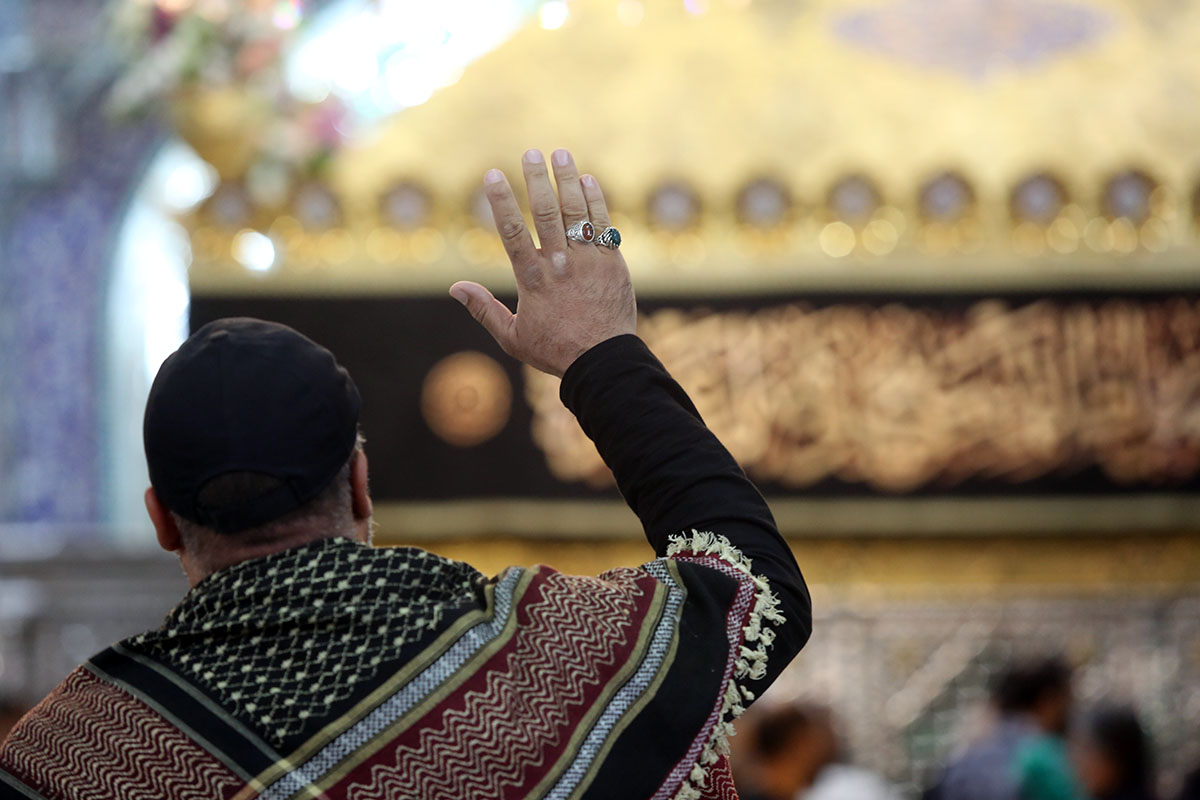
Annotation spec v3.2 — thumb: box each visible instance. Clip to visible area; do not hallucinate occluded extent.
[449,281,516,352]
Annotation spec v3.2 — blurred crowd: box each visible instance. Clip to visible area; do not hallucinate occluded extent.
[733,657,1200,800]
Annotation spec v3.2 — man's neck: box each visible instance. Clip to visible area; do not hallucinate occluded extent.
[183,528,365,587]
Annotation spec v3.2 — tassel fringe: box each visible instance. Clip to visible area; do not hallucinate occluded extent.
[665,530,786,800]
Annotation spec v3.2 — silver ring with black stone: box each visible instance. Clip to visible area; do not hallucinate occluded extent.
[595,226,622,249]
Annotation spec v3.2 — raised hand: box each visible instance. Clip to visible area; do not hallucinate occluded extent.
[449,149,636,377]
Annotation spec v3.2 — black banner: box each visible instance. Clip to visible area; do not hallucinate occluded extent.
[192,291,1200,505]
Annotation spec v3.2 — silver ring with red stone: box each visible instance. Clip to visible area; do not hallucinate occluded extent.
[566,220,596,243]
[595,226,622,249]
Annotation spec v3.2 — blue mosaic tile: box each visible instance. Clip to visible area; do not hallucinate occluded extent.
[0,96,161,531]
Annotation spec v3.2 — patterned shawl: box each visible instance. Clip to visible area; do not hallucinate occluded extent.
[0,533,784,800]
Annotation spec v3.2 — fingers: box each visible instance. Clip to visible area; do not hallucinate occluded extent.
[521,149,567,253]
[551,149,589,229]
[449,282,517,353]
[580,174,611,229]
[483,169,541,287]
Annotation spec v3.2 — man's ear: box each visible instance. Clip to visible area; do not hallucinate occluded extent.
[350,450,373,522]
[145,487,183,554]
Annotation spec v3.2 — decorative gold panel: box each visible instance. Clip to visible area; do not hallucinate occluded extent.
[526,299,1200,493]
[181,0,1200,294]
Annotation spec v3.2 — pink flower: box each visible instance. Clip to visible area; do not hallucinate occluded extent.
[236,38,282,77]
[152,6,178,41]
[304,97,348,148]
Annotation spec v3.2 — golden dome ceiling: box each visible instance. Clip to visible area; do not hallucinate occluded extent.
[184,0,1200,295]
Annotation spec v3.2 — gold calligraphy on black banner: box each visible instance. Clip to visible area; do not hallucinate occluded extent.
[527,299,1200,493]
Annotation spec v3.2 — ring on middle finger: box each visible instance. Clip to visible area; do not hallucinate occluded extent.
[565,220,596,243]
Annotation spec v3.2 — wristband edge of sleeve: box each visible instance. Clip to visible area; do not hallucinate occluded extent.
[559,334,654,412]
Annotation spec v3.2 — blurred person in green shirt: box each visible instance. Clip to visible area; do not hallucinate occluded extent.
[926,656,1084,800]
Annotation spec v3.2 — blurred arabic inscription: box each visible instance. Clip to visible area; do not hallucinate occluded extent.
[422,351,513,448]
[526,300,1200,493]
[832,0,1113,79]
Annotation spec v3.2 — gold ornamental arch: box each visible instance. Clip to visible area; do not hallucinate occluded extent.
[183,0,1200,296]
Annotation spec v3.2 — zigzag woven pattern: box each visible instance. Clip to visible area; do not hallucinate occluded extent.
[698,755,740,800]
[0,668,243,800]
[343,567,651,800]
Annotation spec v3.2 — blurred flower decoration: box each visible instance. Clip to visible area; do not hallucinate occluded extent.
[827,174,882,227]
[918,171,974,224]
[107,0,347,185]
[736,178,792,229]
[647,181,703,232]
[1102,169,1157,224]
[381,182,433,230]
[1011,172,1068,225]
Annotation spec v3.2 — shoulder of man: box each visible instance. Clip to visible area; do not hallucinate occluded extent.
[0,663,245,800]
[0,534,786,800]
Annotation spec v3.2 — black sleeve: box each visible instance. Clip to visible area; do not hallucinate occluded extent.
[559,334,812,687]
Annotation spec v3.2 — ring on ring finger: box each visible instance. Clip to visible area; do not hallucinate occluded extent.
[565,220,596,243]
[595,226,622,249]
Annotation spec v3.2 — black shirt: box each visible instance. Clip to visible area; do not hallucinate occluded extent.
[562,333,813,689]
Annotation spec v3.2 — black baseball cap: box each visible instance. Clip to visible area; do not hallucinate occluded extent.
[144,318,362,533]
